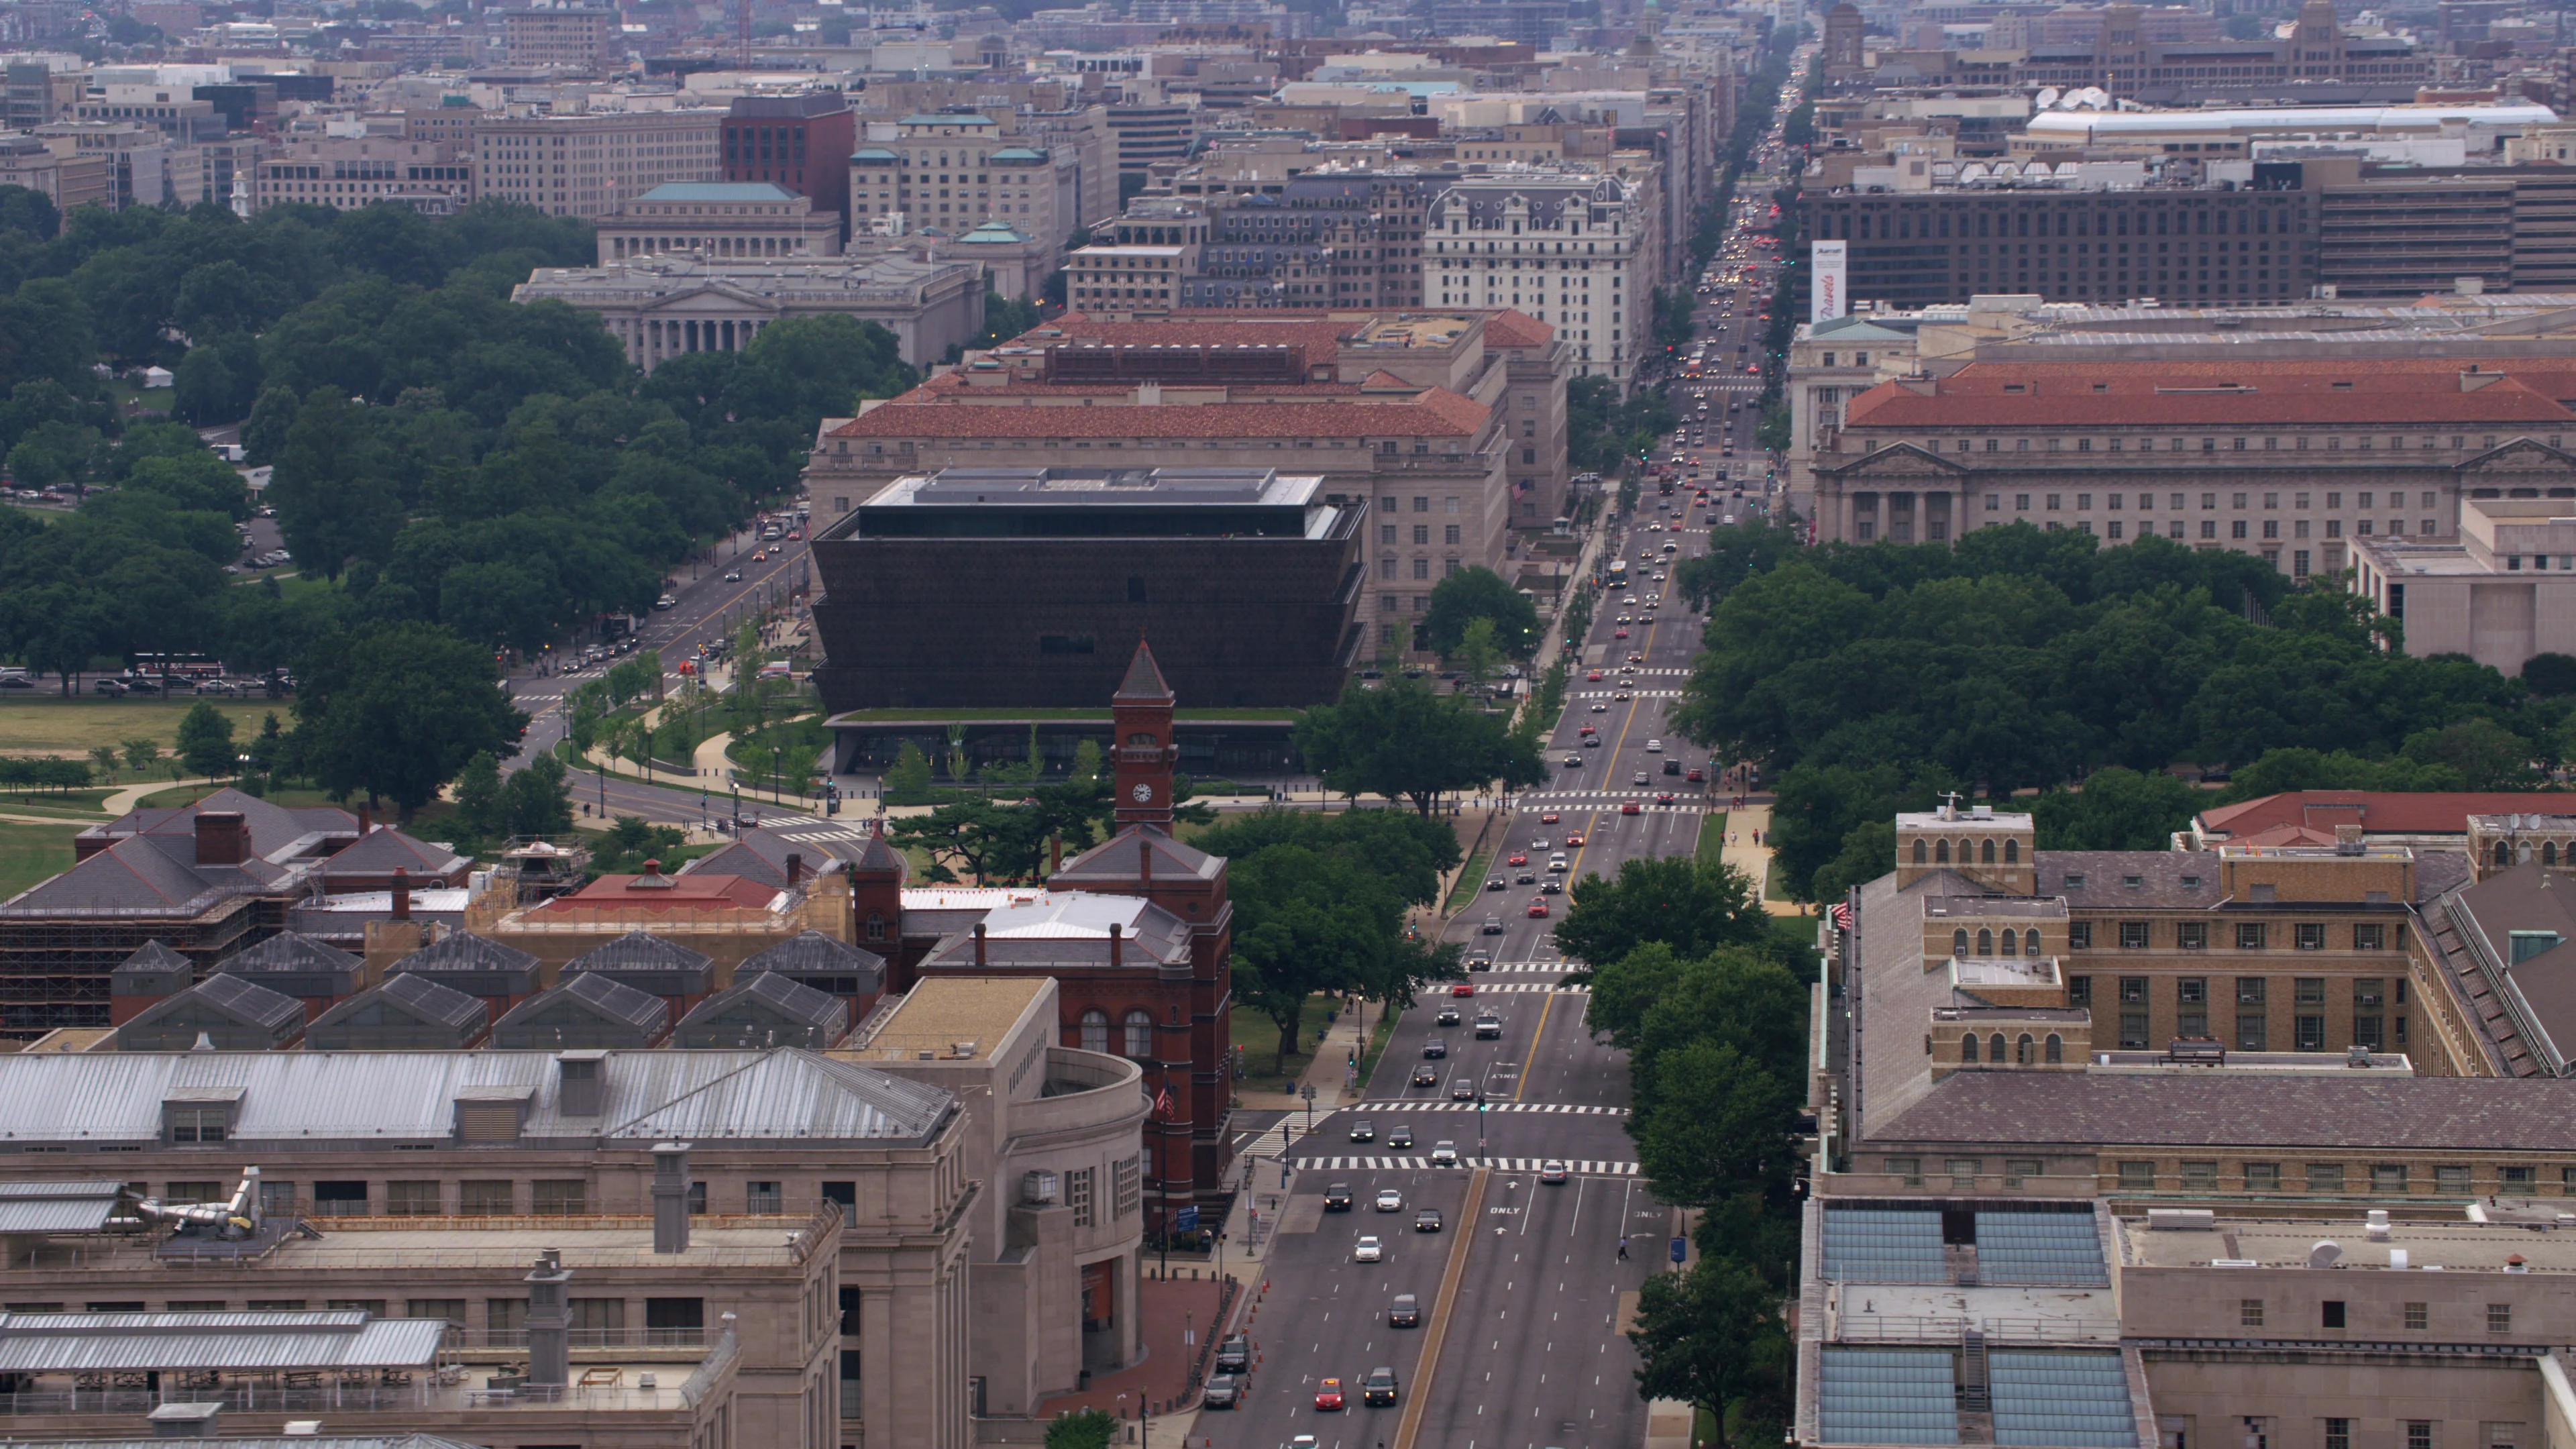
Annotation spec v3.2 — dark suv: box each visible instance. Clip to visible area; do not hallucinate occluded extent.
[1362,1366,1399,1406]
[1215,1333,1251,1374]
[1201,1371,1242,1409]
[1323,1184,1354,1212]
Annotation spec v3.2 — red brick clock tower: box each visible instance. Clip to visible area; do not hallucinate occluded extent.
[1111,639,1178,828]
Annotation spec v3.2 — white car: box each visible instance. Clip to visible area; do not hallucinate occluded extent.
[1354,1235,1384,1262]
[1430,1141,1460,1168]
[1375,1188,1403,1212]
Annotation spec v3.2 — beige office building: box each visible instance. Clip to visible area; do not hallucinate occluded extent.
[597,181,843,262]
[501,5,621,72]
[472,105,724,220]
[512,252,984,372]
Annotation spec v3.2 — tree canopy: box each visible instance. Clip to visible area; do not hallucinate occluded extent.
[1293,678,1547,814]
[288,621,528,820]
[1424,565,1541,659]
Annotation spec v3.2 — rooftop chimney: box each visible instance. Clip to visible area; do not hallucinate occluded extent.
[2335,824,2365,856]
[786,852,804,887]
[651,1142,693,1255]
[1109,920,1122,966]
[642,859,662,877]
[524,1249,571,1389]
[390,867,411,923]
[557,1051,604,1117]
[1050,834,1062,874]
[357,805,370,834]
[194,811,249,867]
[973,921,987,967]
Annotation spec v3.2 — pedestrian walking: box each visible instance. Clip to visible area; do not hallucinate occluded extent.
[1617,1237,1630,1262]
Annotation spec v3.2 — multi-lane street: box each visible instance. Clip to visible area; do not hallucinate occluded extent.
[1197,60,1807,1449]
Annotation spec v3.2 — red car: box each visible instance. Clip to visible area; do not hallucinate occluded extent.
[1540,812,1560,824]
[1614,628,1629,639]
[1526,899,1550,918]
[1452,981,1474,997]
[1586,669,1603,681]
[1316,1379,1345,1411]
[1621,801,1642,815]
[1564,833,1586,847]
[1578,724,1596,736]
[1687,768,1705,782]
[1506,853,1528,867]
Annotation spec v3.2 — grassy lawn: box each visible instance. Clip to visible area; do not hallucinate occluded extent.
[0,698,277,755]
[1443,838,1504,914]
[1230,994,1339,1096]
[0,820,83,900]
[1695,811,1728,865]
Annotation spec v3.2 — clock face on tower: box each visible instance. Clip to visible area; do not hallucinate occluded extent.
[1131,782,1154,804]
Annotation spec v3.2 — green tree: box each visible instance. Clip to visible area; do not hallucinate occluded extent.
[2525,653,2576,698]
[2029,766,2204,851]
[885,739,936,804]
[120,737,162,775]
[1043,1408,1117,1449]
[267,388,402,578]
[87,743,119,782]
[174,700,237,777]
[1631,1039,1796,1207]
[451,749,503,838]
[1627,1255,1788,1449]
[1293,679,1545,815]
[500,750,574,835]
[288,620,527,821]
[2402,718,2537,791]
[1425,565,1540,659]
[1554,855,1767,972]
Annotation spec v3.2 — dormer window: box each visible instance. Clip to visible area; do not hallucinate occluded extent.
[2123,875,2143,889]
[2180,875,2200,890]
[2063,874,2086,889]
[168,1108,226,1143]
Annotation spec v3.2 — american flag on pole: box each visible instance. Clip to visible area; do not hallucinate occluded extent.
[1152,1085,1175,1120]
[1829,902,1854,932]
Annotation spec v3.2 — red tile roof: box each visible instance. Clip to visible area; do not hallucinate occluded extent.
[2197,791,2576,840]
[1481,309,1554,347]
[826,383,1491,440]
[547,871,784,912]
[1843,360,2576,429]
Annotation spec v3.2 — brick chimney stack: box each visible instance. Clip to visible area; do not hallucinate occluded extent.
[193,811,248,867]
[390,867,411,923]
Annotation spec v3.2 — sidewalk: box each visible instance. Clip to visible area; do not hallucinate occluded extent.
[1033,1274,1226,1427]
[1715,803,1798,918]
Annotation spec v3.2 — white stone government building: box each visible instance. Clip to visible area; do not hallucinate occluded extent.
[513,253,986,372]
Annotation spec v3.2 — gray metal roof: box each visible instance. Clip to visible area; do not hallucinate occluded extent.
[0,1048,951,1145]
[303,973,490,1049]
[739,929,886,981]
[111,941,190,975]
[0,1179,127,1234]
[492,973,672,1046]
[221,930,362,977]
[320,827,466,879]
[674,972,851,1049]
[0,1311,447,1373]
[121,973,304,1040]
[568,929,714,975]
[392,930,539,976]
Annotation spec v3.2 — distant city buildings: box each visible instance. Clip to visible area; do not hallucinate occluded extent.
[511,252,984,371]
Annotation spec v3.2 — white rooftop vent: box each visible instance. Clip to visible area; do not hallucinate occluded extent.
[2309,1240,2344,1269]
[2366,1209,2392,1241]
[2146,1208,2214,1231]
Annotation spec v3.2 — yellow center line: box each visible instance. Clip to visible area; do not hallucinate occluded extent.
[1389,1165,1489,1449]
[1514,990,1555,1104]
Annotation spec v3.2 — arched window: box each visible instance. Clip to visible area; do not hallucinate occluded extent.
[2519,841,2534,865]
[1998,929,2017,958]
[1990,1033,2007,1063]
[1127,732,1158,747]
[1935,839,1951,864]
[1953,928,1969,957]
[1079,1008,1110,1054]
[1977,928,1994,955]
[1981,839,1996,864]
[1913,840,1929,864]
[2045,1034,2063,1063]
[2017,1033,2034,1065]
[865,911,888,942]
[2025,929,2042,957]
[1123,1009,1155,1059]
[2004,839,2020,863]
[2498,841,2514,868]
[2550,842,2561,867]
[1961,1032,1979,1063]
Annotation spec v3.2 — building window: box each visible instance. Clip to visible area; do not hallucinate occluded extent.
[2068,975,2091,1007]
[2356,923,2385,951]
[1885,1157,1922,1186]
[532,1180,587,1216]
[1123,1009,1154,1059]
[2436,1164,2471,1195]
[2120,1012,2149,1049]
[2182,1161,2217,1189]
[385,1181,440,1216]
[2326,1419,2352,1449]
[1112,1155,1142,1219]
[2503,1165,2536,1193]
[2237,1015,2268,1050]
[2120,977,2149,1004]
[459,1181,514,1216]
[2488,1303,2513,1334]
[1079,1009,1110,1053]
[1066,1167,1094,1228]
[2120,922,2149,949]
[2296,924,2326,951]
[2245,1162,2280,1192]
[2069,922,2092,949]
[168,1108,226,1144]
[2116,1161,2155,1191]
[2296,1015,2326,1051]
[2237,924,2267,951]
[1947,1159,1980,1189]
[2241,1298,2265,1327]
[746,1181,783,1214]
[2238,977,2267,1004]
[2307,1163,2345,1195]
[2406,1305,2430,1332]
[2371,1163,2408,1195]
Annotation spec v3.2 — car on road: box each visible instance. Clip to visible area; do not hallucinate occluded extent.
[1589,702,1609,714]
[1515,869,1536,885]
[1658,792,1677,805]
[1353,1237,1383,1263]
[1422,1037,1448,1059]
[1564,833,1586,846]
[1613,627,1628,639]
[1389,1293,1421,1328]
[723,570,742,582]
[1621,800,1642,815]
[1646,739,1662,752]
[1632,772,1650,788]
[1450,1077,1475,1100]
[1485,876,1505,892]
[1201,1371,1242,1409]
[1474,1013,1503,1039]
[1526,899,1549,918]
[1540,1161,1570,1184]
[1374,1187,1403,1213]
[1324,1184,1353,1212]
[1505,853,1527,867]
[1316,1377,1345,1410]
[1411,1062,1439,1086]
[1389,1124,1413,1148]
[1435,1005,1462,1026]
[1432,1140,1460,1167]
[653,595,677,610]
[90,678,123,696]
[1350,1119,1375,1143]
[1583,735,1601,747]
[1363,1366,1400,1406]
[1540,879,1563,894]
[1464,948,1491,971]
[1480,916,1503,934]
[1216,1334,1250,1373]
[1562,753,1582,767]
[1413,1208,1442,1232]
[1688,767,1705,782]
[1540,812,1560,824]
[1451,981,1474,998]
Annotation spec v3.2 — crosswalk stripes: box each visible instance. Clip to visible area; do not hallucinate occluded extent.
[1450,981,1587,994]
[1291,1156,1640,1177]
[1571,690,1682,700]
[1343,1100,1625,1115]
